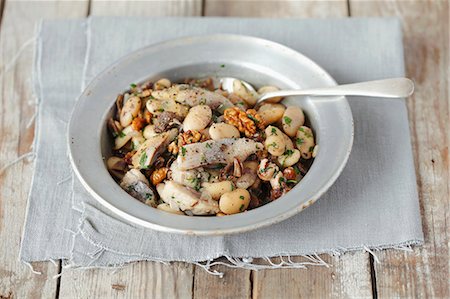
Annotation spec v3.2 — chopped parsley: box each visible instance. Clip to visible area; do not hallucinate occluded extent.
[247,114,259,124]
[279,177,286,184]
[157,108,165,112]
[238,101,245,105]
[239,204,245,212]
[205,143,212,149]
[220,64,225,68]
[130,83,137,88]
[309,146,314,153]
[118,131,126,138]
[287,180,297,184]
[299,127,305,132]
[139,152,147,168]
[267,142,278,148]
[146,193,153,200]
[296,138,304,145]
[187,177,201,191]
[240,195,245,200]
[181,147,187,157]
[293,165,301,174]
[284,149,294,157]
[231,184,235,191]
[271,127,277,135]
[284,116,292,125]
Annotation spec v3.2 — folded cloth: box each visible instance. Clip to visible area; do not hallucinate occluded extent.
[20,17,423,271]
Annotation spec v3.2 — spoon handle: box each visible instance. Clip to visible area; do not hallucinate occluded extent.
[258,78,415,102]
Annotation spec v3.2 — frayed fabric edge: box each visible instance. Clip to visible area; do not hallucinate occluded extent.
[59,206,423,277]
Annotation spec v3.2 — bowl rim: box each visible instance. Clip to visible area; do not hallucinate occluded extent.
[68,33,354,235]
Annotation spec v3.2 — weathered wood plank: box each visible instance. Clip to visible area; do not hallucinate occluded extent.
[350,0,449,298]
[0,1,88,298]
[253,253,372,299]
[205,0,348,17]
[193,260,251,299]
[57,2,201,298]
[90,0,202,16]
[197,1,374,298]
[59,261,194,299]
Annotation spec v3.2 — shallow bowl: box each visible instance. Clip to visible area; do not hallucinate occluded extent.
[68,34,353,235]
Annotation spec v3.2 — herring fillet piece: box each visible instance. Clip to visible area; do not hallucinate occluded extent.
[157,181,219,215]
[177,138,263,170]
[131,128,178,169]
[152,84,234,111]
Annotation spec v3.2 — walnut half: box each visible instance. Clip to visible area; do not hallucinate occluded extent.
[223,107,265,137]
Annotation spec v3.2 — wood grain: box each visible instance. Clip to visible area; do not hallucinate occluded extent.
[350,0,449,298]
[193,260,251,299]
[90,0,202,16]
[252,253,372,299]
[0,1,88,298]
[59,261,194,299]
[205,0,348,17]
[57,2,201,298]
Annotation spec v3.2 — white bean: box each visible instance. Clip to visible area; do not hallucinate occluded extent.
[257,85,283,103]
[219,188,251,214]
[209,123,240,140]
[282,106,305,137]
[154,78,171,90]
[278,149,301,168]
[257,103,286,124]
[120,96,141,127]
[296,126,315,159]
[233,80,257,106]
[202,181,235,200]
[183,105,212,132]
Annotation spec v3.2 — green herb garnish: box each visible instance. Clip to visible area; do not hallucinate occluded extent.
[287,180,297,184]
[309,146,314,153]
[296,138,304,145]
[220,64,225,68]
[271,127,277,135]
[240,195,245,200]
[247,114,259,124]
[181,147,187,157]
[267,142,278,148]
[205,143,212,149]
[146,193,153,200]
[118,131,126,138]
[239,204,245,212]
[130,83,137,88]
[139,152,147,168]
[284,116,292,125]
[293,165,301,174]
[284,149,294,156]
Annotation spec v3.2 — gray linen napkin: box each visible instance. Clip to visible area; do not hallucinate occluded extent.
[20,17,423,270]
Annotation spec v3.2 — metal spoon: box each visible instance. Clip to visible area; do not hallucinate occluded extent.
[220,77,415,104]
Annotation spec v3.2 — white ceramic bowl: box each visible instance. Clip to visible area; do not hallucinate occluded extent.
[68,34,353,235]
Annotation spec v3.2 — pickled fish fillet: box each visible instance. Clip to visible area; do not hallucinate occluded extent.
[132,128,178,169]
[157,181,219,215]
[177,138,263,170]
[152,84,234,111]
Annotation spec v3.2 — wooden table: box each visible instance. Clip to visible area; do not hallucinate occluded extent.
[0,1,448,298]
